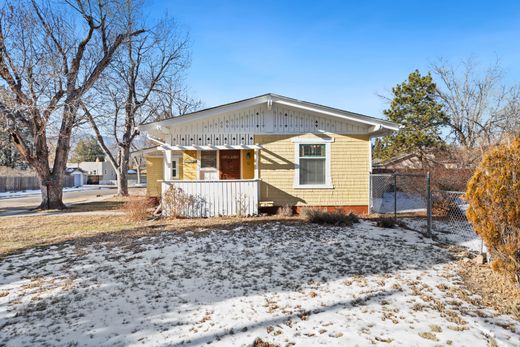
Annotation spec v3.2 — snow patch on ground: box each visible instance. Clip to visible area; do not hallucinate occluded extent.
[0,221,517,346]
[371,192,426,214]
[405,218,486,254]
[0,186,109,199]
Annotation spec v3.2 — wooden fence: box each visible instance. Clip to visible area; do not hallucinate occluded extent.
[0,175,75,193]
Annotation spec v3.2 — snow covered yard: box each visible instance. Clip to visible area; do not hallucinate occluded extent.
[0,220,518,346]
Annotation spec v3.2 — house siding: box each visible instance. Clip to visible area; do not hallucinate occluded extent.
[145,156,164,197]
[182,150,198,180]
[241,149,255,179]
[255,133,370,208]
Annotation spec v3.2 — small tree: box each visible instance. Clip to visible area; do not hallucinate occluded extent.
[70,136,105,163]
[466,138,520,284]
[375,70,447,162]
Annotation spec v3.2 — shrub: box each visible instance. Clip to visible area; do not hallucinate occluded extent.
[123,196,155,221]
[162,186,203,218]
[466,139,520,284]
[301,207,359,226]
[374,217,409,229]
[375,217,397,228]
[277,204,294,217]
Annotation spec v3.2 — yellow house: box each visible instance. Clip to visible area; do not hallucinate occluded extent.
[138,93,398,217]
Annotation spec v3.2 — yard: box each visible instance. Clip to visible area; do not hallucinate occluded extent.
[1,214,519,346]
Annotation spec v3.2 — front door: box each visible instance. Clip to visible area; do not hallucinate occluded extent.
[219,150,241,180]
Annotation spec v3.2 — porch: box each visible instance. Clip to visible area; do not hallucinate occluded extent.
[162,179,260,217]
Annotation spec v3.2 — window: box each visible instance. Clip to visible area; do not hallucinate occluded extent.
[299,144,326,185]
[200,151,217,169]
[293,139,332,188]
[199,151,218,180]
[171,159,178,179]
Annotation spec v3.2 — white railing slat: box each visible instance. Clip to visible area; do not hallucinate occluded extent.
[162,179,260,217]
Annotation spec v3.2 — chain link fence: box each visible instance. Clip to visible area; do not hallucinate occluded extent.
[431,190,485,253]
[370,172,484,253]
[369,173,428,216]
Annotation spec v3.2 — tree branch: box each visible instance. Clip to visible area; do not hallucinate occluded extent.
[80,102,118,169]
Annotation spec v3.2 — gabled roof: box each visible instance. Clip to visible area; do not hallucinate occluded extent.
[139,93,399,133]
[65,167,87,174]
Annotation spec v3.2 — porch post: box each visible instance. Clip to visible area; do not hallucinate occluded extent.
[254,148,260,179]
[163,150,172,181]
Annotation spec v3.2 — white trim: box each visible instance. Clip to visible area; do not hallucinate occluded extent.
[291,137,334,144]
[158,144,262,151]
[293,142,333,189]
[139,94,399,133]
[163,150,172,181]
[254,149,260,180]
[198,150,219,180]
[147,134,167,146]
[293,184,334,189]
[275,99,382,127]
[140,96,270,131]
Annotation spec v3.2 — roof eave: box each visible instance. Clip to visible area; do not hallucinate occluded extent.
[138,93,400,133]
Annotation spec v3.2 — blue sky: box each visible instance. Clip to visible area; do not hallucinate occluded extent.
[146,1,520,118]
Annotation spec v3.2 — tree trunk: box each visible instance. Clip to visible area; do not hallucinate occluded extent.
[116,147,130,196]
[38,172,66,210]
[117,167,129,196]
[136,163,141,185]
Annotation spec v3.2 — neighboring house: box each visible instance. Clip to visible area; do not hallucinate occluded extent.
[65,167,88,187]
[138,93,398,216]
[372,150,461,173]
[67,159,117,184]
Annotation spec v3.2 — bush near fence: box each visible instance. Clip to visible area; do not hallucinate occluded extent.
[0,175,75,193]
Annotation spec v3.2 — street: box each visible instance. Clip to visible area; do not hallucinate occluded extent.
[0,187,117,216]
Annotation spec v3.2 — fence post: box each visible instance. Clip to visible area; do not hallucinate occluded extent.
[393,173,397,221]
[368,172,372,215]
[426,172,432,237]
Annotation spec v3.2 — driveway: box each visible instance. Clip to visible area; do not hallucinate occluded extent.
[0,187,117,216]
[0,220,518,346]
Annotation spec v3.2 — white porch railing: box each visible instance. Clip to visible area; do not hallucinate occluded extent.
[162,179,260,217]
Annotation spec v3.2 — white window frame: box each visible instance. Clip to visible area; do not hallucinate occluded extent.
[198,150,219,180]
[171,158,179,179]
[292,137,333,189]
[163,150,181,181]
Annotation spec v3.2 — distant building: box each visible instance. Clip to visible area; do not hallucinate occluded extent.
[372,150,461,173]
[67,158,117,184]
[65,167,88,186]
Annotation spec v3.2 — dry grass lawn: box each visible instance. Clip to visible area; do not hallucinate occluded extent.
[0,214,141,256]
[0,197,295,257]
[457,260,520,320]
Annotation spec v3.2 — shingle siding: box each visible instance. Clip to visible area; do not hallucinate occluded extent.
[145,156,164,197]
[255,133,369,207]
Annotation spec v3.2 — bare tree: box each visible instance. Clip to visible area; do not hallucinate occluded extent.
[432,58,520,150]
[82,8,198,196]
[0,0,143,209]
